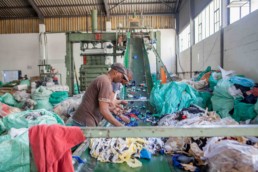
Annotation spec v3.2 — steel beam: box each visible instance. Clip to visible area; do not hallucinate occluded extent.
[80,125,258,138]
[67,32,116,42]
[175,0,180,12]
[103,0,110,20]
[111,12,175,16]
[110,0,127,11]
[28,0,44,19]
[0,6,31,9]
[159,0,175,11]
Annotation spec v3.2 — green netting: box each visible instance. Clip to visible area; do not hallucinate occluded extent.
[0,130,30,172]
[211,79,234,118]
[2,109,64,132]
[49,91,69,106]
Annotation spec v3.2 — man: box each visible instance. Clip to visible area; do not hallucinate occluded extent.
[110,69,133,116]
[112,69,133,100]
[72,63,130,127]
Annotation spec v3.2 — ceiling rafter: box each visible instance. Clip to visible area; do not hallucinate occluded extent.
[159,0,175,11]
[103,0,110,19]
[27,0,44,19]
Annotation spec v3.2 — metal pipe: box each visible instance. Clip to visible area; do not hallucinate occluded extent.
[92,9,97,33]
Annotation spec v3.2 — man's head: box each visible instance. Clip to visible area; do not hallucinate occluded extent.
[121,69,133,85]
[110,63,129,83]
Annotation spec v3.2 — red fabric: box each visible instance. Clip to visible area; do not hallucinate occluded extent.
[250,87,258,97]
[29,124,85,172]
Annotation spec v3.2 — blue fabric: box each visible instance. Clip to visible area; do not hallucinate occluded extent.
[72,155,86,164]
[125,120,138,127]
[71,119,85,127]
[112,82,122,93]
[230,76,255,88]
[140,148,152,160]
[172,154,183,169]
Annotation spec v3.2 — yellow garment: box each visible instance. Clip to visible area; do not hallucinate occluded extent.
[89,138,147,168]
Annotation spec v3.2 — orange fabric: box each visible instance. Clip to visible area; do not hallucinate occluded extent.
[29,124,85,172]
[160,67,167,84]
[200,72,211,82]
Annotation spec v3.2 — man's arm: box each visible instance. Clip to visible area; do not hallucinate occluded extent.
[99,101,124,127]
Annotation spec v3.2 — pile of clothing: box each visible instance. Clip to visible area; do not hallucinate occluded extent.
[212,75,258,122]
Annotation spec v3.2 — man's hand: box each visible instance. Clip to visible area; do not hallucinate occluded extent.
[114,99,128,106]
[119,115,130,124]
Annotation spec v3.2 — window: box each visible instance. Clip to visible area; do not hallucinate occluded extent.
[214,0,221,32]
[194,0,221,43]
[179,25,190,52]
[251,0,258,12]
[228,0,251,24]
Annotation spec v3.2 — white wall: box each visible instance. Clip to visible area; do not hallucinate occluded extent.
[178,48,191,79]
[0,29,176,84]
[224,10,258,82]
[192,31,221,71]
[160,29,176,74]
[0,34,39,81]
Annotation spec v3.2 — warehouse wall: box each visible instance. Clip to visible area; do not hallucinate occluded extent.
[192,32,221,72]
[178,9,258,82]
[178,0,190,33]
[0,16,175,34]
[0,34,39,81]
[224,10,258,82]
[177,49,191,79]
[0,29,175,85]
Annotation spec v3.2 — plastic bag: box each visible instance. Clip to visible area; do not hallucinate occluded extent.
[203,137,258,172]
[232,100,257,122]
[218,66,235,79]
[149,81,165,113]
[211,79,234,118]
[195,66,211,81]
[230,76,255,88]
[53,94,83,122]
[2,109,64,131]
[49,91,69,106]
[32,86,53,110]
[0,129,30,172]
[0,102,21,117]
[209,72,221,90]
[0,93,18,107]
[150,81,208,116]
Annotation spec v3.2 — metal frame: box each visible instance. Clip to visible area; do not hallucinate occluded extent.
[65,32,117,95]
[80,125,258,138]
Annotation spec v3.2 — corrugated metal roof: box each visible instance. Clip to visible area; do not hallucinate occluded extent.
[0,0,181,19]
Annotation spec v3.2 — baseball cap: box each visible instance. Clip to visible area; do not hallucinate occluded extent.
[111,63,129,81]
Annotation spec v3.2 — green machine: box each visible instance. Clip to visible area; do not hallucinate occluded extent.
[65,10,173,95]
